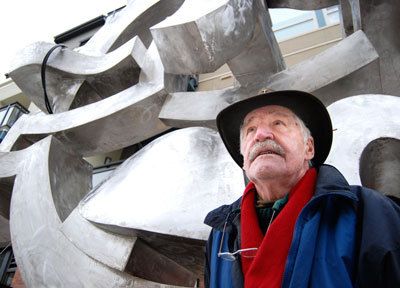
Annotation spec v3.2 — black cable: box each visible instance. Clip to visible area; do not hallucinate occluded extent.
[0,243,11,255]
[41,44,66,114]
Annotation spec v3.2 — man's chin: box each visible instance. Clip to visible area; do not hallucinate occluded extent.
[247,164,285,181]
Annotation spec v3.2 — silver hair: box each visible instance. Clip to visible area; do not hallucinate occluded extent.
[292,113,312,143]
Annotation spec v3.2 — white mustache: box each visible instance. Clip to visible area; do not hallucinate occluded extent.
[248,139,285,162]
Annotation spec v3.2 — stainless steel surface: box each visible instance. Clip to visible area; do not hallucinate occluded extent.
[359,137,400,198]
[226,0,285,87]
[160,87,244,129]
[0,216,10,247]
[340,0,400,94]
[78,0,184,54]
[80,127,244,240]
[159,30,379,127]
[9,38,146,113]
[61,208,137,271]
[355,0,400,95]
[326,94,400,186]
[1,137,187,287]
[266,0,338,9]
[339,0,361,36]
[151,0,285,88]
[151,0,257,74]
[0,150,25,248]
[0,177,12,246]
[266,31,380,105]
[1,44,184,156]
[8,0,186,115]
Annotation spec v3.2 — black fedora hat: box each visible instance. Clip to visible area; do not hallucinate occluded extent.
[216,90,332,168]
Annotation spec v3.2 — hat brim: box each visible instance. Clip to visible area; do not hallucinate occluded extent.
[216,90,332,168]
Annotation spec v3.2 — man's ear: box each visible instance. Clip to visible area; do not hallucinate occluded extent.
[305,137,315,160]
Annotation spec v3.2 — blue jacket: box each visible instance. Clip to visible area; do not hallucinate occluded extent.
[204,165,400,287]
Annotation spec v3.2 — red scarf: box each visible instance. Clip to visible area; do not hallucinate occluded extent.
[241,168,316,288]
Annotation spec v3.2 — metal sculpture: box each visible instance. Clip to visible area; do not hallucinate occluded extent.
[151,0,285,87]
[159,30,379,128]
[2,43,186,156]
[0,0,399,287]
[1,137,170,287]
[9,38,146,113]
[340,0,400,94]
[326,94,400,191]
[359,137,400,198]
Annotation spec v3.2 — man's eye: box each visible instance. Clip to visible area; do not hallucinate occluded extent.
[274,120,285,126]
[247,127,255,134]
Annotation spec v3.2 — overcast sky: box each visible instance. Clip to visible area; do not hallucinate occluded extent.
[0,1,306,83]
[0,0,126,82]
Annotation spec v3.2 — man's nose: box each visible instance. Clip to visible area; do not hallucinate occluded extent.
[254,127,274,142]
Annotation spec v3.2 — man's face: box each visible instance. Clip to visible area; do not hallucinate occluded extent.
[240,105,315,183]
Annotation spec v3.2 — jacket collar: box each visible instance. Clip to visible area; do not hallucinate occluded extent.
[204,196,241,230]
[314,164,355,199]
[204,165,355,229]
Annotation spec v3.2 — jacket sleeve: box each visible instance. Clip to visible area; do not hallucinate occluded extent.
[204,231,212,288]
[381,248,400,287]
[356,188,400,287]
[358,244,400,287]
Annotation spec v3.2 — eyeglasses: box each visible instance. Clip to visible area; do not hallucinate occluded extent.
[217,220,258,261]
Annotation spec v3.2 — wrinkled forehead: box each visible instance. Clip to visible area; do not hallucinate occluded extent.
[242,105,298,127]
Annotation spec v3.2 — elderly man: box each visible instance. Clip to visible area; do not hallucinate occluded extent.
[204,90,400,288]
